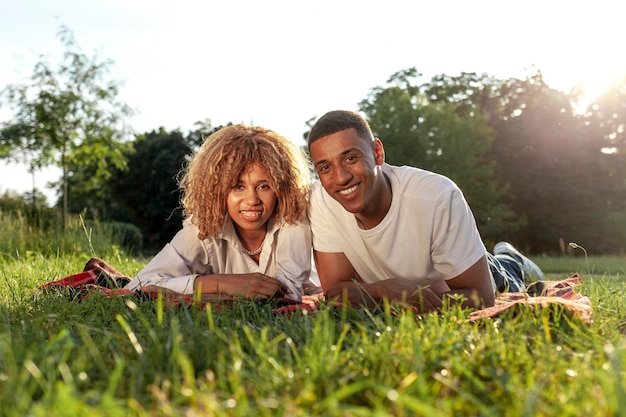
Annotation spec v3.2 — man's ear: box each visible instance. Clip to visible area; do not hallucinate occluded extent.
[373,138,385,165]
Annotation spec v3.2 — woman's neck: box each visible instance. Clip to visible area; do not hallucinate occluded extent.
[236,228,267,252]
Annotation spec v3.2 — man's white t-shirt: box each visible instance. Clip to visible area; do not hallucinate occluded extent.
[309,163,488,294]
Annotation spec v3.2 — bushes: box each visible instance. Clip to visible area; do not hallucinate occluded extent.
[0,208,143,262]
[0,191,59,230]
[85,220,144,255]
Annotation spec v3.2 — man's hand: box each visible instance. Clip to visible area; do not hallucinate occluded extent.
[325,281,374,307]
[325,278,443,313]
[372,278,443,312]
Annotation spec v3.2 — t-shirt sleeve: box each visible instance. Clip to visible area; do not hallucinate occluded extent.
[308,182,344,253]
[430,187,486,280]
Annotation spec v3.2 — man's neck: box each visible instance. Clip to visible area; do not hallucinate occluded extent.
[355,172,392,230]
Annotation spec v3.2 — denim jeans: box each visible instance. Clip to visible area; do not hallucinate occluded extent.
[487,252,525,293]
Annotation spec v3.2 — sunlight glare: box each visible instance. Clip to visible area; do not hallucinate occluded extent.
[526,3,625,112]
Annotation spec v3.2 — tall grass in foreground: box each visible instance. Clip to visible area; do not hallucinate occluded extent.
[0,255,624,416]
[0,218,625,416]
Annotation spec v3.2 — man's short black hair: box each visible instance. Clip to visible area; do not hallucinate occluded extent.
[307,110,374,147]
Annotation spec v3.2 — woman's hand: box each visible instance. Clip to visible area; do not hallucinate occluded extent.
[193,273,290,299]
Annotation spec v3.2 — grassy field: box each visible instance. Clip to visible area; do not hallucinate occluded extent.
[0,215,625,416]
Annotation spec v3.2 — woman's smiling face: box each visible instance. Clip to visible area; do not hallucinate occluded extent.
[226,163,277,234]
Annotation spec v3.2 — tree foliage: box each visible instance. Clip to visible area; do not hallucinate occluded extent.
[107,128,192,251]
[102,122,229,252]
[4,30,624,255]
[356,68,626,253]
[184,119,229,151]
[0,25,134,227]
[52,121,222,253]
[486,74,626,253]
[588,74,626,152]
[359,68,517,244]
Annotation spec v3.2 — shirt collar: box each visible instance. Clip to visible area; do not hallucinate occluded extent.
[219,215,283,246]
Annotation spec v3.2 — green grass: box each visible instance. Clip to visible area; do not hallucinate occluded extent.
[0,210,136,263]
[535,254,625,276]
[0,215,625,416]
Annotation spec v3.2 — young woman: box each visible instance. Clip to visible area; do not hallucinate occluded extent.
[124,124,318,302]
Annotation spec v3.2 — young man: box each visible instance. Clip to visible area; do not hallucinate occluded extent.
[307,110,543,312]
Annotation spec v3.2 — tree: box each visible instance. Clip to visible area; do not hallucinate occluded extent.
[358,68,516,244]
[184,119,227,150]
[588,74,626,153]
[108,128,191,251]
[57,125,134,219]
[577,76,626,253]
[418,70,626,253]
[483,73,626,253]
[61,121,231,253]
[0,25,134,227]
[0,121,47,208]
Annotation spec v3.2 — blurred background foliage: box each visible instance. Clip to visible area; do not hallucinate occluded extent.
[1,31,625,256]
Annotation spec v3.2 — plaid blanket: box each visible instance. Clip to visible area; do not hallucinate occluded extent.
[38,257,320,310]
[467,274,592,324]
[38,258,134,297]
[39,258,592,322]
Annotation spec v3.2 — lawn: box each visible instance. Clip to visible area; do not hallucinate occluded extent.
[0,217,624,416]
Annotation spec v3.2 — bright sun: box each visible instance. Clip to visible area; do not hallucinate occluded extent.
[521,3,625,110]
[539,59,625,115]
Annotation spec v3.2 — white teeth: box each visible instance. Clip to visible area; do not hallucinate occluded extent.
[339,185,357,195]
[241,211,262,218]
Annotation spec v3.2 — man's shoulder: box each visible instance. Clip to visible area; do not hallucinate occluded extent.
[385,164,458,195]
[310,179,324,194]
[310,180,336,206]
[308,180,350,229]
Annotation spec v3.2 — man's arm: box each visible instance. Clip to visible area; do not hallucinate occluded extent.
[314,250,357,289]
[315,249,385,304]
[315,249,443,311]
[439,255,495,309]
[317,250,494,311]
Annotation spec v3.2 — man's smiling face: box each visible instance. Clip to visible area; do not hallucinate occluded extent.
[310,127,387,222]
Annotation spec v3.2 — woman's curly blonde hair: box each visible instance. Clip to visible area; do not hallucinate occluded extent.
[179,124,311,240]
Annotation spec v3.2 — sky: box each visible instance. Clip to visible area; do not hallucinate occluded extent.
[1,0,624,205]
